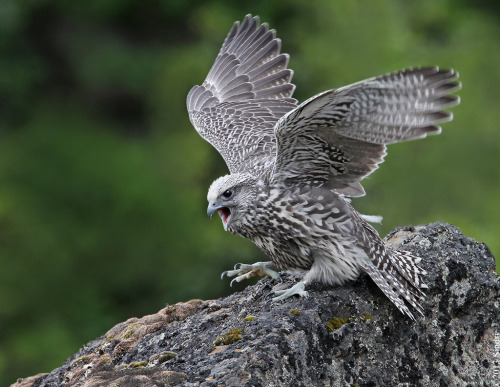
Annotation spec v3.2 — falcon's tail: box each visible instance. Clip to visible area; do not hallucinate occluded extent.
[365,249,427,321]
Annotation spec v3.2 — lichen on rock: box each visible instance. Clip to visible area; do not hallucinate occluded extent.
[213,329,243,346]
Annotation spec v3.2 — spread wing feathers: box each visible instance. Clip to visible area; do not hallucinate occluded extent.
[271,67,461,196]
[187,14,297,174]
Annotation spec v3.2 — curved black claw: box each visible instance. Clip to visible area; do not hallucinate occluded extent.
[221,271,229,280]
[234,263,242,270]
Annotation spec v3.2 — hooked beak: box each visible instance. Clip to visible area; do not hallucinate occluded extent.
[207,202,231,231]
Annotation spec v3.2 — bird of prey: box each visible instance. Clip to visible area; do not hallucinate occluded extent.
[187,14,460,320]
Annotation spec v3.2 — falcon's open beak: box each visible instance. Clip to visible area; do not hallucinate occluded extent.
[207,202,231,231]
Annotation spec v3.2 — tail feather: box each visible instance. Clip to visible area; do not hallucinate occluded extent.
[365,249,427,321]
[358,219,427,320]
[388,250,427,296]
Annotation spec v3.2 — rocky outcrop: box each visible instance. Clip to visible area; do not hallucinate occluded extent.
[14,222,499,386]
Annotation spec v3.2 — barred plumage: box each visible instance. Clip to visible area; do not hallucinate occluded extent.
[187,15,460,320]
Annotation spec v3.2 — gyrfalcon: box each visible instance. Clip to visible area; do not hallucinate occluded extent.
[186,14,460,320]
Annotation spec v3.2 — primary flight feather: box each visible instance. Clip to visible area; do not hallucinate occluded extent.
[187,14,460,320]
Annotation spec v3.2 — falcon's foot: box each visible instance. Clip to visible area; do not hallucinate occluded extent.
[221,261,279,287]
[270,281,309,302]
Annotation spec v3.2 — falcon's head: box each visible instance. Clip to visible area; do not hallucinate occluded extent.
[206,174,257,231]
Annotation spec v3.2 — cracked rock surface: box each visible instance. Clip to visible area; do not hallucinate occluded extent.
[13,222,499,386]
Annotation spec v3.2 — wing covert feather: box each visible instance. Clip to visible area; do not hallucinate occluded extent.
[187,14,297,174]
[271,67,460,196]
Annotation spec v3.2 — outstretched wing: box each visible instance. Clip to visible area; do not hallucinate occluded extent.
[271,67,461,196]
[187,14,297,175]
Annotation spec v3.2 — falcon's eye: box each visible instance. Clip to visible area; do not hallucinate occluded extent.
[221,189,233,199]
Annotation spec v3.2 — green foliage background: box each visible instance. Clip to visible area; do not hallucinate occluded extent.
[0,0,498,384]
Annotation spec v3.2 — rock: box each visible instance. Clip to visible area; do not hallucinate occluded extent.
[12,222,499,386]
[13,374,49,387]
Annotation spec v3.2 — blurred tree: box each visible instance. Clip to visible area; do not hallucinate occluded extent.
[0,0,498,384]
